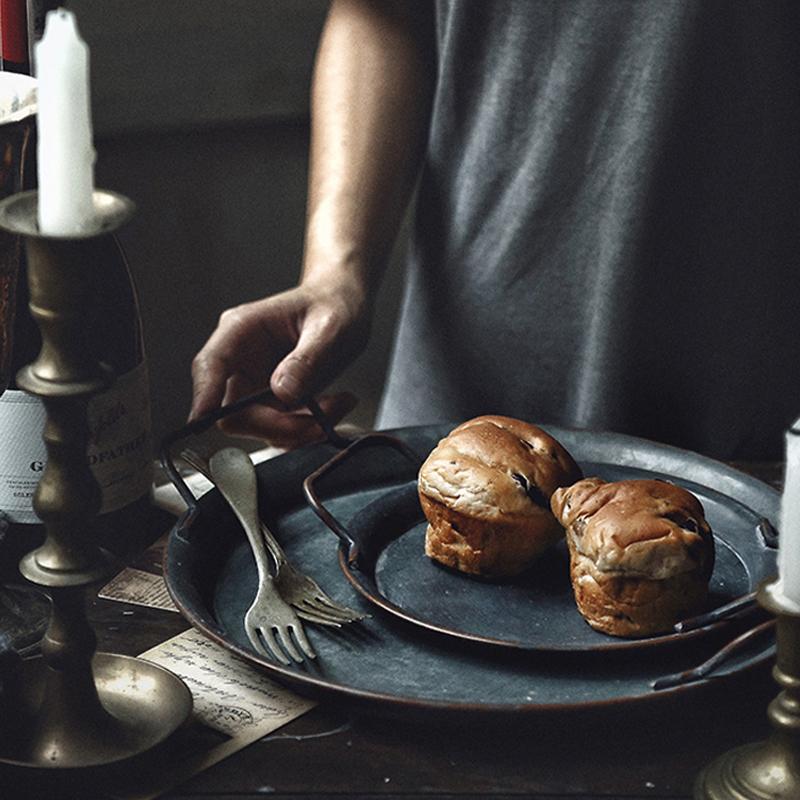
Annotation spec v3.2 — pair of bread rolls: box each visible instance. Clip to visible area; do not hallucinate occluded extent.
[417,415,715,637]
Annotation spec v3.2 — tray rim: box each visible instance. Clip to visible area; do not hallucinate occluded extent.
[163,422,780,719]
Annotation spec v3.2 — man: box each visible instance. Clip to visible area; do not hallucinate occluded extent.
[190,0,800,460]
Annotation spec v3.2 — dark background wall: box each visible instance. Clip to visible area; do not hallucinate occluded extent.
[66,0,405,442]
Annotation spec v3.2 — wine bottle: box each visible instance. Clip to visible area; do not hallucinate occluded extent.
[25,1,59,75]
[0,0,28,74]
[0,73,41,568]
[0,5,154,562]
[85,234,154,555]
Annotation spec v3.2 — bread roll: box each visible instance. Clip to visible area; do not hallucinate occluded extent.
[418,415,582,577]
[550,477,715,637]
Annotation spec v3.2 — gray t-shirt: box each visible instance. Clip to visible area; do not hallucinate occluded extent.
[377,0,800,460]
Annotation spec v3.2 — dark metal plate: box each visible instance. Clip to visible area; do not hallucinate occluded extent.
[164,424,778,719]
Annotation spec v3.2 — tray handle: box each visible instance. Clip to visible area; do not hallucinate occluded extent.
[159,389,340,534]
[159,389,280,534]
[303,432,422,568]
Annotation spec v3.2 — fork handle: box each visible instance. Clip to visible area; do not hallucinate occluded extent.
[260,522,289,570]
[209,447,273,583]
[180,448,290,574]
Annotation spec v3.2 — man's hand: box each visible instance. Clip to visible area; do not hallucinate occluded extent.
[189,278,368,447]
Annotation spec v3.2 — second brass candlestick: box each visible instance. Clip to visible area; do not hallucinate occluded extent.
[0,189,191,770]
[695,582,800,799]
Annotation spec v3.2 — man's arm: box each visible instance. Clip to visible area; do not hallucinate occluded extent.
[189,0,435,444]
[303,0,435,305]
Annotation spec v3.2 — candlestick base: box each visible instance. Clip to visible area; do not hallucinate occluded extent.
[694,583,800,799]
[695,739,799,800]
[0,652,192,770]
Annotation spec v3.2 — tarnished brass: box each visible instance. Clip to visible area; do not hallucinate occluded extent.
[0,190,192,770]
[8,192,129,586]
[694,582,800,799]
[3,652,193,768]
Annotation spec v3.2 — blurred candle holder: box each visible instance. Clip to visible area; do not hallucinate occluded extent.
[694,581,800,799]
[0,189,191,771]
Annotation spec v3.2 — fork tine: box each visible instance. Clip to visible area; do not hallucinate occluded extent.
[295,608,343,628]
[301,590,366,617]
[273,625,305,663]
[264,537,366,623]
[246,623,290,666]
[296,597,364,623]
[290,624,317,660]
[258,624,293,666]
[315,600,367,621]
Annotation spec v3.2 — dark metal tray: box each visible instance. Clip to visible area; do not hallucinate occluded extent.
[337,467,773,653]
[164,424,779,720]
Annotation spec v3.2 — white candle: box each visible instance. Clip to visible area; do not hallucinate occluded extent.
[35,8,95,235]
[776,418,800,609]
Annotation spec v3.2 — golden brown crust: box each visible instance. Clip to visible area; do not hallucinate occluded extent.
[551,477,715,637]
[418,415,582,577]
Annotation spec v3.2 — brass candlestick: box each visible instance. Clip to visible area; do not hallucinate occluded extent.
[695,581,800,799]
[0,189,191,770]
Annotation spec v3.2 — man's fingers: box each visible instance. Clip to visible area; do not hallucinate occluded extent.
[189,351,231,421]
[219,391,358,447]
[271,352,316,407]
[270,310,350,406]
[189,304,284,421]
[313,391,359,425]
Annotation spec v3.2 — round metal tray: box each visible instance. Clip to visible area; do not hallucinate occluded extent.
[164,423,778,720]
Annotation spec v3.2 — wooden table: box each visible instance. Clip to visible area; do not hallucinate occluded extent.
[6,463,784,800]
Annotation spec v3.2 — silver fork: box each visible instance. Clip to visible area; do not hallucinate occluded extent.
[208,447,316,665]
[183,447,365,626]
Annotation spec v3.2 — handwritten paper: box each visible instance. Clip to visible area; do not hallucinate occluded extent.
[98,567,179,613]
[110,628,316,799]
[141,628,315,737]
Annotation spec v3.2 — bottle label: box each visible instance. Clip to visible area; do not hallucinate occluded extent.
[87,360,153,514]
[0,389,46,523]
[0,361,153,523]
